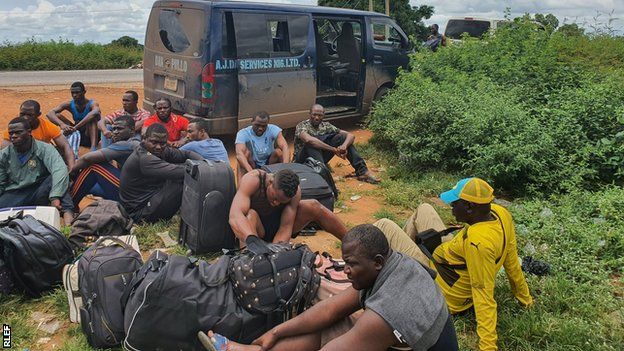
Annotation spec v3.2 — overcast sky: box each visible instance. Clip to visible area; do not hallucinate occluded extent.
[0,0,622,44]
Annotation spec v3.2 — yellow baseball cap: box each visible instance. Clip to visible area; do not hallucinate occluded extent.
[440,177,494,205]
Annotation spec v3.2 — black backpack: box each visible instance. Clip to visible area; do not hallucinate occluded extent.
[69,199,134,249]
[122,251,281,351]
[78,237,143,349]
[0,212,74,297]
[229,238,320,315]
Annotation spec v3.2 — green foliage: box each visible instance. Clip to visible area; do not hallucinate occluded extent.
[318,0,434,41]
[369,15,624,196]
[0,38,143,70]
[109,36,141,48]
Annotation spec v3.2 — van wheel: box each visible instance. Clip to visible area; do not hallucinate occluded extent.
[373,86,390,104]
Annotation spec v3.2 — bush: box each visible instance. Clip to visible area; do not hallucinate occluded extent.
[0,38,143,70]
[370,16,624,196]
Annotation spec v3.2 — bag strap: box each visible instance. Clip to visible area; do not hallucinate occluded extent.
[120,251,168,311]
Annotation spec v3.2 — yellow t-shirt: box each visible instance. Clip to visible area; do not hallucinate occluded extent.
[3,118,62,144]
[429,204,533,351]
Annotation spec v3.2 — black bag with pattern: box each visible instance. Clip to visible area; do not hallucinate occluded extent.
[229,237,320,315]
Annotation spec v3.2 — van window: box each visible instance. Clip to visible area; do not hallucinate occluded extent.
[149,7,205,56]
[232,13,309,59]
[371,21,403,48]
[445,19,491,39]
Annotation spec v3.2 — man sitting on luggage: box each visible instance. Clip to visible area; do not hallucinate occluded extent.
[120,123,203,223]
[202,224,458,351]
[2,100,75,171]
[235,111,289,182]
[0,117,74,225]
[98,90,150,147]
[141,98,189,147]
[70,115,139,205]
[229,168,347,245]
[180,118,228,162]
[373,177,534,351]
[294,104,379,184]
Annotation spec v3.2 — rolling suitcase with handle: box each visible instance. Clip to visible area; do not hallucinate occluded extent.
[262,163,335,211]
[179,159,237,253]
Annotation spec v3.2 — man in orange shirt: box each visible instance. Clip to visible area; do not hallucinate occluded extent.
[2,100,75,171]
[141,98,189,147]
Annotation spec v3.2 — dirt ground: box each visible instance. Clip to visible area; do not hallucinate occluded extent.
[0,83,385,265]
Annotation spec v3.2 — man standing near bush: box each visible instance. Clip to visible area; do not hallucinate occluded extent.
[373,177,533,351]
[47,81,101,153]
[293,104,379,184]
[2,100,75,171]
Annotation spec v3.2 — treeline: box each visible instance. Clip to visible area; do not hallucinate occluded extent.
[369,16,624,196]
[0,36,143,70]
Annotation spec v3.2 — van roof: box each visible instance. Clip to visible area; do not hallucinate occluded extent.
[154,0,389,18]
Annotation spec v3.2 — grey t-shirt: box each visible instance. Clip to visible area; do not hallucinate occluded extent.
[100,138,140,167]
[359,251,449,351]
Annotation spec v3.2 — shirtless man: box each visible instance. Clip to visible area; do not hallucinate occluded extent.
[229,168,347,245]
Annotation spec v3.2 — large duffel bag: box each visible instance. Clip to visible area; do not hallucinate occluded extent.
[230,237,320,315]
[179,159,237,254]
[78,236,143,348]
[122,251,280,351]
[0,211,74,297]
[262,163,335,211]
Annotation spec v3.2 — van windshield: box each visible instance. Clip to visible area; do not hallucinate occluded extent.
[445,20,491,39]
[150,7,206,55]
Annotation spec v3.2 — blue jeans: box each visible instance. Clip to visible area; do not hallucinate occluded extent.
[0,176,74,212]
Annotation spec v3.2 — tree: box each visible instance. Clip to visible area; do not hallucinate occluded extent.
[110,36,140,48]
[318,0,434,42]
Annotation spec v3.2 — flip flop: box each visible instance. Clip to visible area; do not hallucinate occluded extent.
[198,331,229,351]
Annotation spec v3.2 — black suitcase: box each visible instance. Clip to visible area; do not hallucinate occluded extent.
[179,159,237,253]
[261,163,335,211]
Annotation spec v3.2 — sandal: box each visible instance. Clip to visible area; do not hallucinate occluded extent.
[357,172,381,184]
[198,331,229,351]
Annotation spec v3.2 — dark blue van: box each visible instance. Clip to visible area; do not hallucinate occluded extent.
[143,0,411,134]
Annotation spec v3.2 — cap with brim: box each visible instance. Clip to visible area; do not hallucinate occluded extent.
[440,177,494,205]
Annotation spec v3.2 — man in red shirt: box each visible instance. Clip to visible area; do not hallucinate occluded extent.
[142,98,189,147]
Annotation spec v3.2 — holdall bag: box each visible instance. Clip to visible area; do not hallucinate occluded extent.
[179,159,237,254]
[303,157,339,199]
[262,163,335,211]
[78,236,143,348]
[229,236,320,315]
[63,235,140,324]
[0,211,74,297]
[0,255,15,296]
[69,199,134,249]
[123,251,280,351]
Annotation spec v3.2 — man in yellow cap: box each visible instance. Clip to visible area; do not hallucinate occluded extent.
[373,177,533,351]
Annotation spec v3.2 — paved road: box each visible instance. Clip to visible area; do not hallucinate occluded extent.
[0,69,143,86]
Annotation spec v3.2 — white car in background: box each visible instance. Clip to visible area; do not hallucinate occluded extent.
[444,17,508,44]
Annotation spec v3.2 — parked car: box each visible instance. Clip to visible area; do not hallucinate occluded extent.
[143,0,412,135]
[444,17,507,44]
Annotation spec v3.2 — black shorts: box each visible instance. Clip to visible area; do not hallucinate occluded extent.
[259,207,284,242]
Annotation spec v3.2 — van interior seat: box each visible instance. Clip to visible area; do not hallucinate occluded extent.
[336,22,360,72]
[314,21,349,91]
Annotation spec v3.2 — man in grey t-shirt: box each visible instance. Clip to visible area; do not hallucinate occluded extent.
[202,224,458,351]
[70,115,138,205]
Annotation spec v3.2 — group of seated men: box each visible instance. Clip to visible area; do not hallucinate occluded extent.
[0,82,533,351]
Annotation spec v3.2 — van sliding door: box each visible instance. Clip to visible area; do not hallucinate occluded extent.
[233,12,316,129]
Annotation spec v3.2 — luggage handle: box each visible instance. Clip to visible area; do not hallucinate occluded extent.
[92,236,132,251]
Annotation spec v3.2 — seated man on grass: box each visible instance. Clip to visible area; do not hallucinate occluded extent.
[2,100,75,171]
[294,104,379,184]
[98,90,150,147]
[47,81,101,154]
[229,168,346,246]
[0,117,74,225]
[141,97,189,147]
[70,115,139,205]
[201,224,458,351]
[180,118,229,162]
[235,111,289,182]
[373,177,534,351]
[119,123,202,223]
